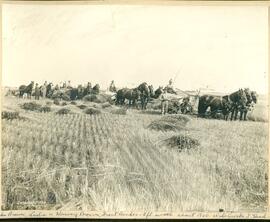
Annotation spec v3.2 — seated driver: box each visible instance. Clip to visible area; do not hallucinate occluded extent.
[165,79,177,94]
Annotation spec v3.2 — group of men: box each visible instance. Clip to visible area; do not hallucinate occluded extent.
[34,81,48,100]
[34,80,73,100]
[33,80,118,100]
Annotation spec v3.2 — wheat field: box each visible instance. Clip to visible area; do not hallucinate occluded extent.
[1,96,268,212]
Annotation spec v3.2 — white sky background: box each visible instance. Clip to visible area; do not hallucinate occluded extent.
[2,4,268,94]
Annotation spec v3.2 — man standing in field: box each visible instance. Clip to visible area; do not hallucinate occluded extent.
[109,80,117,92]
[42,81,47,99]
[160,88,169,115]
[34,83,40,100]
[85,82,92,95]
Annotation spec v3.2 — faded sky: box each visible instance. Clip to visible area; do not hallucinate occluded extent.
[2,4,268,94]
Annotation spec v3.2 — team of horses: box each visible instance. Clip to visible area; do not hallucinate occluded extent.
[17,81,257,121]
[115,83,163,110]
[198,88,258,121]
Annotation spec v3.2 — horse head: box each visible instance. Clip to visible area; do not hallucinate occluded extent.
[133,88,141,99]
[244,88,253,104]
[77,84,83,92]
[238,89,248,107]
[251,91,258,104]
[148,85,155,98]
[93,84,100,91]
[137,82,150,97]
[28,81,34,91]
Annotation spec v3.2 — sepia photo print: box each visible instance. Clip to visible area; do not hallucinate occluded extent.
[1,1,269,219]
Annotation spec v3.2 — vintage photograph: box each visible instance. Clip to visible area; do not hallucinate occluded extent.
[1,2,268,216]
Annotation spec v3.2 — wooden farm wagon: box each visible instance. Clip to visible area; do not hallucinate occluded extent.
[165,88,200,115]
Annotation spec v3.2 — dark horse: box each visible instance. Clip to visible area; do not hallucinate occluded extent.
[116,88,127,105]
[239,89,257,121]
[92,84,100,94]
[115,88,140,107]
[198,94,232,120]
[124,88,140,107]
[19,81,34,99]
[153,86,163,99]
[69,85,85,100]
[137,82,151,110]
[229,89,248,121]
[70,87,78,100]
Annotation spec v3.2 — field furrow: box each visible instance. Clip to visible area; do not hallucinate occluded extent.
[1,97,268,212]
